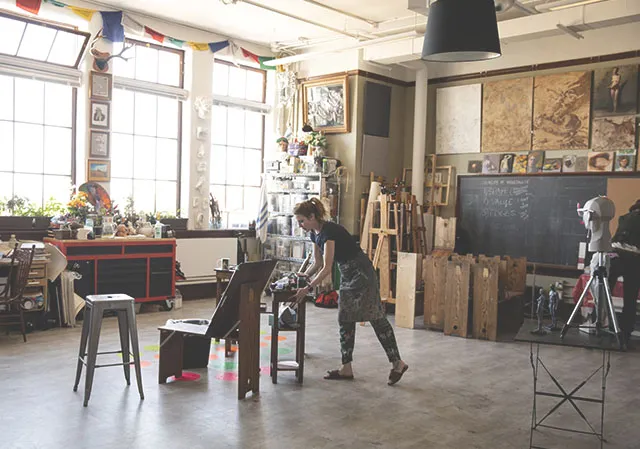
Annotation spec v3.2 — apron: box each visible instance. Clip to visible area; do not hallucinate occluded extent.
[337,251,385,323]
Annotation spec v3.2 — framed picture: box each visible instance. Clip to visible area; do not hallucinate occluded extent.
[90,130,110,158]
[87,159,110,182]
[90,100,110,130]
[302,75,349,134]
[89,71,112,101]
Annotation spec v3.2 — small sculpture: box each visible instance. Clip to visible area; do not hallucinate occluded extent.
[545,284,560,331]
[531,288,547,335]
[115,223,128,237]
[277,137,288,153]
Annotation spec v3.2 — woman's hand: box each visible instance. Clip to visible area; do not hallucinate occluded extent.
[288,287,309,306]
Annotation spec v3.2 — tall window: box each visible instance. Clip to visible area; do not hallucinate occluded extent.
[0,12,88,209]
[210,61,266,228]
[111,40,183,215]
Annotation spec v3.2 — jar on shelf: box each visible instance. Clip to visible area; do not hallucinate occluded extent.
[102,216,116,237]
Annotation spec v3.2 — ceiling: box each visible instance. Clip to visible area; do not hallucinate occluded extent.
[82,0,593,52]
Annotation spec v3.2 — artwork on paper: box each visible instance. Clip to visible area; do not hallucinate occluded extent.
[499,154,515,173]
[591,115,636,151]
[436,84,481,154]
[90,100,110,130]
[593,65,638,117]
[563,155,577,172]
[615,150,636,172]
[575,156,588,172]
[513,155,528,174]
[468,160,482,173]
[482,154,500,174]
[587,151,614,172]
[533,71,591,151]
[302,75,349,133]
[542,158,562,173]
[481,77,533,153]
[527,150,544,173]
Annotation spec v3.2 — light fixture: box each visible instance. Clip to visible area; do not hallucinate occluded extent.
[536,0,603,12]
[421,0,502,62]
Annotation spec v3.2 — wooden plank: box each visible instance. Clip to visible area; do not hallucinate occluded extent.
[423,255,447,330]
[434,217,457,250]
[424,213,434,254]
[378,235,392,300]
[504,256,527,294]
[444,260,471,338]
[395,252,421,329]
[472,261,499,341]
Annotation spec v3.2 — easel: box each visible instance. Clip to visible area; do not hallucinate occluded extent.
[368,195,398,303]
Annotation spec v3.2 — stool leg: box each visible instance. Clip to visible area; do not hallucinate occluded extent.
[127,303,144,400]
[117,310,131,385]
[83,309,103,407]
[73,307,92,392]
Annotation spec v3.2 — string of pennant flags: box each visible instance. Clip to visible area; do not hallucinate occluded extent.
[16,0,277,70]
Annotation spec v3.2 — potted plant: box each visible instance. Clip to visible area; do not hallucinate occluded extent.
[0,195,63,231]
[158,211,188,231]
[305,131,328,158]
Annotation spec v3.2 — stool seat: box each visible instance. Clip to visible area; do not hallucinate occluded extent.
[73,293,144,406]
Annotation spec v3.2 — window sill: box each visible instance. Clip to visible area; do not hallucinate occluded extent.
[174,229,256,239]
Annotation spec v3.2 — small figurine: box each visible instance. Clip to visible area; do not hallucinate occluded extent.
[531,288,547,335]
[545,284,560,331]
[276,137,288,153]
[115,223,128,237]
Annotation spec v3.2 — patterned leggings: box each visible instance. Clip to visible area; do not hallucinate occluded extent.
[339,317,401,365]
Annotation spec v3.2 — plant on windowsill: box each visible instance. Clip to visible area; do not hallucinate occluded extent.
[157,210,188,231]
[0,195,63,232]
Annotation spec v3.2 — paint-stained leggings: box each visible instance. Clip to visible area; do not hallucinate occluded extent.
[339,317,401,365]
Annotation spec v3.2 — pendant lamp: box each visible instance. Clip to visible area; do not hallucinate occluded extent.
[421,0,502,62]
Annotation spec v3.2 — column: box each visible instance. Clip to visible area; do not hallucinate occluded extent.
[411,67,428,205]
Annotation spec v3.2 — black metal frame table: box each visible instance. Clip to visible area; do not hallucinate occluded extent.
[515,320,622,449]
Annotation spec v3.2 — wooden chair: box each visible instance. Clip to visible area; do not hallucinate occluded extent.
[0,244,35,342]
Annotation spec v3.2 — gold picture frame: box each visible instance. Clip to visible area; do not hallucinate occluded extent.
[302,75,350,134]
[87,159,111,182]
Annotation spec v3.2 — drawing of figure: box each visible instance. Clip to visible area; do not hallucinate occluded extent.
[609,67,622,113]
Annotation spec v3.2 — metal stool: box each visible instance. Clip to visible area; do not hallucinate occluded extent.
[73,294,144,406]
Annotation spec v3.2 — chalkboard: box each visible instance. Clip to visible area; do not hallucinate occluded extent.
[457,175,610,266]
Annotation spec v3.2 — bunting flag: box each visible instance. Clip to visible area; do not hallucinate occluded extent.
[187,42,210,51]
[167,37,184,48]
[100,11,124,42]
[43,0,65,7]
[241,48,260,64]
[144,26,165,43]
[208,40,229,53]
[122,13,145,36]
[16,0,42,14]
[68,5,95,21]
[258,56,276,71]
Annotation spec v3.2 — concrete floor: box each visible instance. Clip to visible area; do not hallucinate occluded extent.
[1,298,639,449]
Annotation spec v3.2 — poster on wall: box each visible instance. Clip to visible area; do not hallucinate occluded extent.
[481,77,533,153]
[435,84,481,154]
[532,71,591,151]
[591,115,636,151]
[593,65,638,117]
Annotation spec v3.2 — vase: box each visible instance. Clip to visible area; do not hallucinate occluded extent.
[102,216,115,237]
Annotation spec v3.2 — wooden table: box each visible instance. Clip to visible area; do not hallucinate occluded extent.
[270,290,307,384]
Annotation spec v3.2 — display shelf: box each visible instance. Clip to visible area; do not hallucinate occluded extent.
[267,234,310,241]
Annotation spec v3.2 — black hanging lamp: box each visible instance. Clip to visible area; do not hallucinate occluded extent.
[421,0,502,62]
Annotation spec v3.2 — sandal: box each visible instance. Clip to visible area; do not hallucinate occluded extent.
[387,364,409,386]
[324,369,354,380]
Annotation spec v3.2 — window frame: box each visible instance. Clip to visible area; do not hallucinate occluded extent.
[0,9,91,69]
[211,59,267,229]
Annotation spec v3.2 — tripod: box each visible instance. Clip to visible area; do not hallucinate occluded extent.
[561,252,622,348]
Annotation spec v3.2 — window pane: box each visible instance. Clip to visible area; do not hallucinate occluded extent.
[43,175,71,205]
[0,121,13,171]
[48,31,81,66]
[210,184,226,211]
[212,63,229,96]
[244,187,260,218]
[227,108,245,147]
[226,147,244,186]
[246,70,264,102]
[45,84,72,127]
[228,66,246,99]
[14,78,44,124]
[244,149,262,187]
[0,172,13,199]
[16,24,55,61]
[14,173,42,206]
[0,17,25,56]
[156,181,176,214]
[44,126,71,175]
[156,97,178,139]
[113,44,135,79]
[135,45,158,83]
[244,111,263,149]
[133,136,156,179]
[112,89,134,134]
[158,50,180,87]
[0,76,13,120]
[211,106,227,145]
[134,92,157,136]
[156,138,177,181]
[14,123,43,173]
[210,145,226,184]
[133,179,155,213]
[110,178,133,210]
[226,185,243,211]
[111,133,134,178]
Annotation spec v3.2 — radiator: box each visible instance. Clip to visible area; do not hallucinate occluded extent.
[176,238,237,285]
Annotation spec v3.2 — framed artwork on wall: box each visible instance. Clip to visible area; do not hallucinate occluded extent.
[87,159,111,182]
[302,75,350,133]
[90,100,110,130]
[89,71,112,101]
[89,130,110,158]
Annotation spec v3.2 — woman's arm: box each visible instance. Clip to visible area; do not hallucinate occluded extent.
[302,243,323,277]
[291,240,335,303]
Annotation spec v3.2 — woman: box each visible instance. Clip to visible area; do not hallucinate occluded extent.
[609,67,621,113]
[290,198,409,385]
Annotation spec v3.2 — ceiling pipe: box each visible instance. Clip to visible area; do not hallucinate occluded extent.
[297,0,378,27]
[556,23,584,38]
[263,31,421,66]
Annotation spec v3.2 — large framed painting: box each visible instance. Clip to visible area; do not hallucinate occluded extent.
[532,71,591,151]
[593,65,638,117]
[302,75,350,133]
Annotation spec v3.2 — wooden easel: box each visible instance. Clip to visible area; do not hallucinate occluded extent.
[368,195,398,303]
